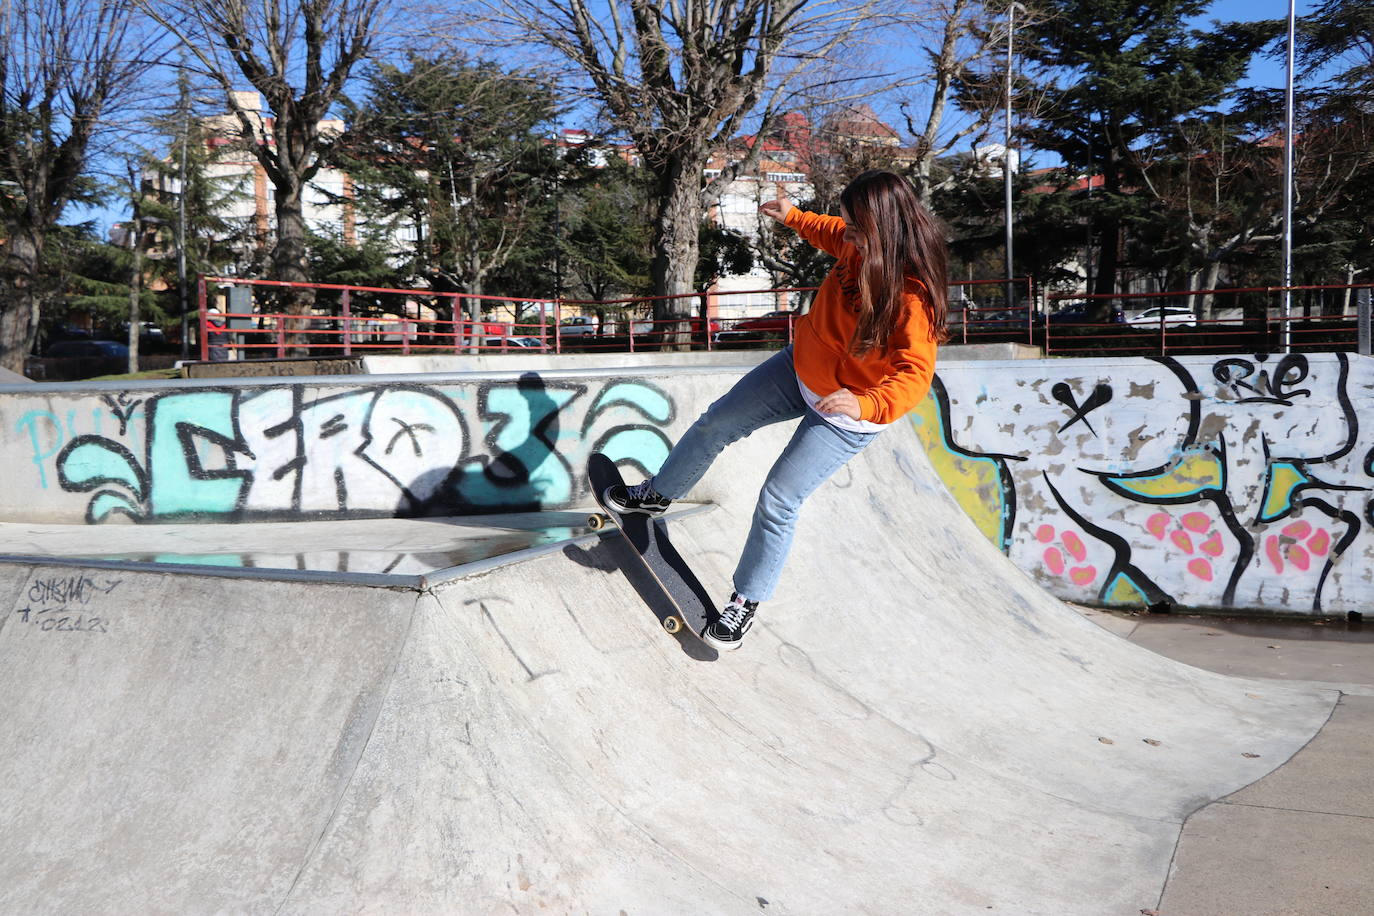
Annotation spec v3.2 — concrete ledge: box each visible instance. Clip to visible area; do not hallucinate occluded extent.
[939,342,1043,361]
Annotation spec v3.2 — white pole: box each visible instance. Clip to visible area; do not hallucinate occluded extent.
[1281,0,1297,352]
[178,99,190,359]
[1003,3,1021,313]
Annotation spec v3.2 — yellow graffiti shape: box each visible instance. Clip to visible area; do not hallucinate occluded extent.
[910,399,1005,546]
[1262,463,1307,521]
[1105,573,1150,608]
[1111,449,1223,499]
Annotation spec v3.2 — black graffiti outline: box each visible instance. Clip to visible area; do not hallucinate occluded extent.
[581,378,678,482]
[99,393,143,437]
[1091,357,1208,502]
[1084,427,1257,606]
[56,434,148,500]
[1051,381,1112,436]
[581,377,677,431]
[926,374,1022,552]
[356,383,471,516]
[1212,354,1313,405]
[1283,496,1361,613]
[386,418,437,457]
[1146,356,1205,445]
[56,377,679,523]
[1243,353,1364,524]
[144,387,257,522]
[1042,472,1175,607]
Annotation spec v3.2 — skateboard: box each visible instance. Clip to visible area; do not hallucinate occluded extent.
[587,453,713,640]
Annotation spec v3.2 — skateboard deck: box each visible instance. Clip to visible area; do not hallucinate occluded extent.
[587,453,713,640]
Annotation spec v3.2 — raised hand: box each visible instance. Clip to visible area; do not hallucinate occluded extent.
[759,185,794,224]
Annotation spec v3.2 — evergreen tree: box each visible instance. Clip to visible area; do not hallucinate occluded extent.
[334,53,561,328]
[1294,0,1374,300]
[1016,0,1276,303]
[559,157,655,305]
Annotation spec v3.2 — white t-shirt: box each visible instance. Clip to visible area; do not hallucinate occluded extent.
[796,376,889,434]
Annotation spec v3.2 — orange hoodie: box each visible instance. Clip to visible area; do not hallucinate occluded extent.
[784,208,939,425]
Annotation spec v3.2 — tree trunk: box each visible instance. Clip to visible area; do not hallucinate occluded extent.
[0,229,42,375]
[127,208,144,375]
[1092,148,1122,304]
[649,151,704,349]
[273,182,316,355]
[466,277,484,355]
[1198,259,1222,319]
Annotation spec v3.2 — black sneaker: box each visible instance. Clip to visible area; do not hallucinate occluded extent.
[605,479,671,516]
[704,593,757,651]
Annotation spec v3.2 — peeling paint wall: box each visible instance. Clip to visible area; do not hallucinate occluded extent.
[916,353,1374,616]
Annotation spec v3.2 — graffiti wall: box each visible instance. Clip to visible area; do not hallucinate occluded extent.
[6,353,1371,616]
[4,373,687,525]
[915,352,1374,616]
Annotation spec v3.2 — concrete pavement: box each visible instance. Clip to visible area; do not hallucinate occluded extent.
[1080,608,1374,916]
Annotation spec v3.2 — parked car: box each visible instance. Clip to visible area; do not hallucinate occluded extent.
[560,316,600,336]
[1044,304,1090,325]
[33,339,130,381]
[714,310,799,344]
[1126,306,1196,329]
[483,336,549,351]
[658,315,721,337]
[961,305,1032,329]
[1043,304,1126,325]
[43,339,130,360]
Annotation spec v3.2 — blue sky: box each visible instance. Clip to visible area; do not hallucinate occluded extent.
[1197,0,1318,89]
[72,0,1322,236]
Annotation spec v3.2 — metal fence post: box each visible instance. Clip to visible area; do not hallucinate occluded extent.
[341,288,352,356]
[197,278,208,362]
[701,292,712,351]
[1359,287,1371,356]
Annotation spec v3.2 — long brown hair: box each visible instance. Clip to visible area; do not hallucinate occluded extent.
[838,170,949,354]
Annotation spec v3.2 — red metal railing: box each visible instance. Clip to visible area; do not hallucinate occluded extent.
[195,276,1369,362]
[1043,284,1374,357]
[947,277,1038,346]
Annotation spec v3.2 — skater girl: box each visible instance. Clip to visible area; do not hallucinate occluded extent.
[607,170,948,650]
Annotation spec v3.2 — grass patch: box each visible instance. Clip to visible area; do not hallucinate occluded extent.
[87,367,184,382]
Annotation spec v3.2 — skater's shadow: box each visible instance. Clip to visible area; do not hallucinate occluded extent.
[564,539,718,662]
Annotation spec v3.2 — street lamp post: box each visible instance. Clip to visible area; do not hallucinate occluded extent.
[1280,0,1297,353]
[1003,2,1025,314]
[177,97,190,359]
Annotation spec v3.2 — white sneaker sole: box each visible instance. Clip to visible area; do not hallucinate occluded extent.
[703,629,747,651]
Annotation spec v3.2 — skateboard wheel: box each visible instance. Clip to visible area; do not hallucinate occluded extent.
[588,513,608,530]
[662,616,682,634]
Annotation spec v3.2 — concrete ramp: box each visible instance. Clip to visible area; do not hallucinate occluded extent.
[0,405,1337,913]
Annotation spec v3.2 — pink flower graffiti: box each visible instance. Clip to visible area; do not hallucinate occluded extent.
[1265,520,1332,575]
[1037,524,1097,585]
[1148,511,1332,580]
[1147,511,1224,582]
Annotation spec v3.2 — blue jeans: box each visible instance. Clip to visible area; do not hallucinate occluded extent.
[651,347,879,602]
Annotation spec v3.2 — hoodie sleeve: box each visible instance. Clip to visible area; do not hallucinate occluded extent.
[783,208,848,258]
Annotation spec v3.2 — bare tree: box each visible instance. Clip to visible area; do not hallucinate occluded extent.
[895,0,1029,203]
[141,0,391,347]
[483,0,897,340]
[0,0,160,373]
